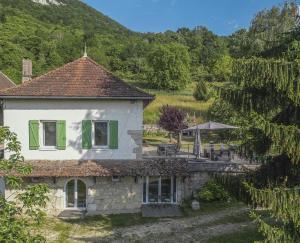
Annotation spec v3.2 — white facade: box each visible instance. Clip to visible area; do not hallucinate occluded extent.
[3,99,143,160]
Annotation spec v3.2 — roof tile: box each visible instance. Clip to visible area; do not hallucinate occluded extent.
[0,57,154,100]
[0,159,189,177]
[0,71,16,90]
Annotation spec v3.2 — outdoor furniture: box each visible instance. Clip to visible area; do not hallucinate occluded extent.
[184,121,238,160]
[157,144,178,156]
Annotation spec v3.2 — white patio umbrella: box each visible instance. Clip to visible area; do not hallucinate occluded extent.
[186,121,238,160]
[193,126,201,159]
[185,121,238,131]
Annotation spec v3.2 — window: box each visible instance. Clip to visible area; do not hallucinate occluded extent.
[43,121,56,147]
[143,176,177,204]
[29,120,66,150]
[93,121,108,147]
[161,177,172,203]
[82,120,118,150]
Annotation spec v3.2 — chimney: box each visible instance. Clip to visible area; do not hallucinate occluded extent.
[22,59,32,83]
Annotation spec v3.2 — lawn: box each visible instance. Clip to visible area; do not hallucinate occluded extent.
[207,229,264,243]
[123,79,214,125]
[40,201,264,243]
[143,87,213,124]
[42,213,159,242]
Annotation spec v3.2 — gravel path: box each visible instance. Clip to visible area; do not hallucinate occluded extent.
[68,206,253,243]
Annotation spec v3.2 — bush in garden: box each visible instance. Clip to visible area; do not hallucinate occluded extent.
[198,180,230,202]
[193,80,210,101]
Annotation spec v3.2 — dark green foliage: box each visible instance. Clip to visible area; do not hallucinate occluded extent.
[212,55,233,82]
[193,80,210,101]
[147,43,191,90]
[228,1,299,58]
[197,181,230,202]
[0,0,229,89]
[217,2,300,238]
[213,2,300,241]
[214,174,251,204]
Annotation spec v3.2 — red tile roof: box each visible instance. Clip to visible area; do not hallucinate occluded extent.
[0,71,16,90]
[0,57,154,101]
[0,159,189,177]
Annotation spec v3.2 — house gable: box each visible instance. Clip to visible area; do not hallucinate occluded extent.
[0,71,16,90]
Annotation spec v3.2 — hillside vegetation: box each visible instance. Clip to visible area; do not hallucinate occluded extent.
[0,0,228,84]
[0,0,299,127]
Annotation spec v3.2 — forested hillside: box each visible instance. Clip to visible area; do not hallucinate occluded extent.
[1,0,298,85]
[0,0,229,85]
[0,0,136,83]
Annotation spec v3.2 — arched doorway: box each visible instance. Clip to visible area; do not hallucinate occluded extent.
[65,179,86,208]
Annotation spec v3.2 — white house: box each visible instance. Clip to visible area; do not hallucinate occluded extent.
[0,56,188,216]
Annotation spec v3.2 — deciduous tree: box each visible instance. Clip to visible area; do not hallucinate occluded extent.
[0,128,49,241]
[147,43,191,90]
[158,105,188,147]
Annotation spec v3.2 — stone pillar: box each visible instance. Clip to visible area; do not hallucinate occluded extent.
[128,130,143,159]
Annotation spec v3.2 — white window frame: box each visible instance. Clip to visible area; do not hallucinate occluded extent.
[92,120,109,149]
[142,176,177,204]
[64,178,87,210]
[40,120,57,150]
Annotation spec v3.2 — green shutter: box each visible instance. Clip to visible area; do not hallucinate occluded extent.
[82,120,92,149]
[29,120,39,150]
[109,120,118,149]
[56,120,66,150]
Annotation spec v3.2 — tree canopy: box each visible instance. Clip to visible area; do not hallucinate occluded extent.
[147,43,191,90]
[217,9,300,242]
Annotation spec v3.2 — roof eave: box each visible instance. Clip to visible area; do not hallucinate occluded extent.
[0,95,155,100]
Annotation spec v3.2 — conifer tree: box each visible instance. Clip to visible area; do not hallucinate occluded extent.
[220,56,300,242]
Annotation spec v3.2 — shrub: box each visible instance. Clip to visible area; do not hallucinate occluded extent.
[198,181,230,202]
[193,80,210,101]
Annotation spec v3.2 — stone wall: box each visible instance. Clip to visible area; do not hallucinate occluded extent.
[40,176,143,215]
[87,176,143,215]
[184,172,211,198]
[5,176,186,216]
[3,174,202,216]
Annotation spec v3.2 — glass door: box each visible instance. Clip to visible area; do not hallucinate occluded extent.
[148,177,159,203]
[144,176,176,203]
[65,179,86,208]
[161,177,172,203]
[66,179,75,208]
[77,180,87,208]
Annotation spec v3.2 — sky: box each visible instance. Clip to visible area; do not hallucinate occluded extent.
[82,0,293,36]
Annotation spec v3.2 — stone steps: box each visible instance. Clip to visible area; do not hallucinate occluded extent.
[57,210,87,220]
[141,204,182,217]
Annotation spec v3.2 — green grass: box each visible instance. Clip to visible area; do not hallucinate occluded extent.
[180,200,263,243]
[52,222,72,242]
[67,213,158,228]
[143,83,213,124]
[43,213,159,242]
[202,210,252,228]
[181,200,246,217]
[42,201,264,242]
[207,228,264,243]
